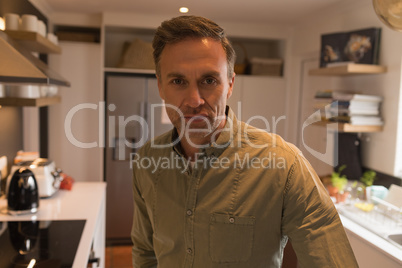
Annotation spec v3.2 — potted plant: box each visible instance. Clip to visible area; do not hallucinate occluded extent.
[359,170,377,200]
[360,170,376,188]
[327,165,349,203]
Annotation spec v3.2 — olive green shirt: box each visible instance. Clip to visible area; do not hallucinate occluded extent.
[131,107,358,267]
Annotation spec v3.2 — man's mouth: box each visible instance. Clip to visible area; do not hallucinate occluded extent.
[184,114,209,123]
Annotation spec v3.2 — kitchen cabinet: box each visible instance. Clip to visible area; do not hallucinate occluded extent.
[308,63,387,133]
[0,182,106,268]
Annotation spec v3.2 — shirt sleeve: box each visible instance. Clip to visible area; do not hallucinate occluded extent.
[131,167,158,268]
[282,152,359,267]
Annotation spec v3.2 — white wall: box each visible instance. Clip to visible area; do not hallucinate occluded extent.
[48,42,103,181]
[287,0,402,178]
[101,12,293,40]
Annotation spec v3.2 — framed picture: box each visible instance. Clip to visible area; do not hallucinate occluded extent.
[320,28,381,67]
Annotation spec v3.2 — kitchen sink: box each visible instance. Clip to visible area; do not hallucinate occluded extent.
[388,234,402,247]
[337,198,402,249]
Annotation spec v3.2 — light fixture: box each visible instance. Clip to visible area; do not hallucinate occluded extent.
[179,7,189,13]
[0,17,5,31]
[27,259,36,268]
[373,0,402,32]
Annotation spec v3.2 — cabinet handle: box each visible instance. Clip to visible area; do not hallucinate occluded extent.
[87,257,100,267]
[112,137,136,161]
[87,249,100,267]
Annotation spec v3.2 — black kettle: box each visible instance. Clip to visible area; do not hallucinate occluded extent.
[7,168,39,215]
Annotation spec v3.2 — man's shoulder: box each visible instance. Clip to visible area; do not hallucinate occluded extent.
[239,121,301,157]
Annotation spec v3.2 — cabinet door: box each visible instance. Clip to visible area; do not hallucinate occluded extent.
[229,75,286,137]
[107,76,147,156]
[105,75,146,240]
[345,229,402,268]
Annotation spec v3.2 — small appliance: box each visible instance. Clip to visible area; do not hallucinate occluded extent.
[7,158,62,198]
[7,168,39,215]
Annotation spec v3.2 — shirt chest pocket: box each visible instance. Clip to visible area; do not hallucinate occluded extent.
[209,213,255,263]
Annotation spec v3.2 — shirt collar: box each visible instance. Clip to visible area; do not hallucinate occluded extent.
[171,106,239,158]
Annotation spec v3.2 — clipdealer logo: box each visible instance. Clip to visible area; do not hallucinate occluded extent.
[63,101,339,166]
[130,151,287,173]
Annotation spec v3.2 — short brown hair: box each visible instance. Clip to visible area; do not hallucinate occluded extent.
[153,15,236,79]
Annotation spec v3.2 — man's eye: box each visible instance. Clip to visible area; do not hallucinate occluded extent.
[204,78,216,85]
[172,79,184,85]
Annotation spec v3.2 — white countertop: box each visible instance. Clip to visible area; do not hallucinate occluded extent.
[0,182,106,268]
[339,213,402,264]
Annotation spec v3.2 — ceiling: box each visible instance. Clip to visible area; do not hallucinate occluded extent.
[39,0,347,25]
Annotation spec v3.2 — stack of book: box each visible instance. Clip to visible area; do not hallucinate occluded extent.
[312,90,334,121]
[313,91,383,126]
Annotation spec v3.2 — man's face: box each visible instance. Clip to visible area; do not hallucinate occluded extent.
[157,37,235,143]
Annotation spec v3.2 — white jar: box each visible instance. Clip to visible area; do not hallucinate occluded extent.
[4,13,20,30]
[47,33,58,44]
[37,20,47,37]
[40,86,49,97]
[20,14,38,32]
[47,85,59,96]
[0,84,6,98]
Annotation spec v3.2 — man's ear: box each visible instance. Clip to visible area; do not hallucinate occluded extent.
[227,73,235,99]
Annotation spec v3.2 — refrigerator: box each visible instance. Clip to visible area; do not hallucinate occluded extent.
[104,73,172,242]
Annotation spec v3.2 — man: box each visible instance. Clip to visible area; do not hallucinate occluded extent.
[131,15,358,267]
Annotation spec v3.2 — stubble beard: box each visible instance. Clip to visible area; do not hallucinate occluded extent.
[167,107,224,145]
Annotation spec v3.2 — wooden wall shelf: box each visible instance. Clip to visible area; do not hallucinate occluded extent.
[314,121,383,133]
[4,30,61,54]
[309,63,387,76]
[0,96,61,107]
[104,67,155,75]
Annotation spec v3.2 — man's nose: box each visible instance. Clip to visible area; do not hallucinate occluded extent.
[184,85,205,108]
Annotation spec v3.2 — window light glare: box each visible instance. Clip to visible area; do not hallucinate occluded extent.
[0,17,5,31]
[179,7,189,13]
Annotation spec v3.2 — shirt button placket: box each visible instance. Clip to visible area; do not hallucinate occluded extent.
[184,168,199,266]
[185,209,193,259]
[186,209,193,216]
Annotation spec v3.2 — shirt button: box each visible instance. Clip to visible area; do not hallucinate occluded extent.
[229,217,235,223]
[186,209,192,216]
[187,248,192,254]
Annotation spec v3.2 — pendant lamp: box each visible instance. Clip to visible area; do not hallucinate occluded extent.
[373,0,402,32]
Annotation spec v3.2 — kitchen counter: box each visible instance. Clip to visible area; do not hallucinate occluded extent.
[339,213,402,267]
[0,182,106,268]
